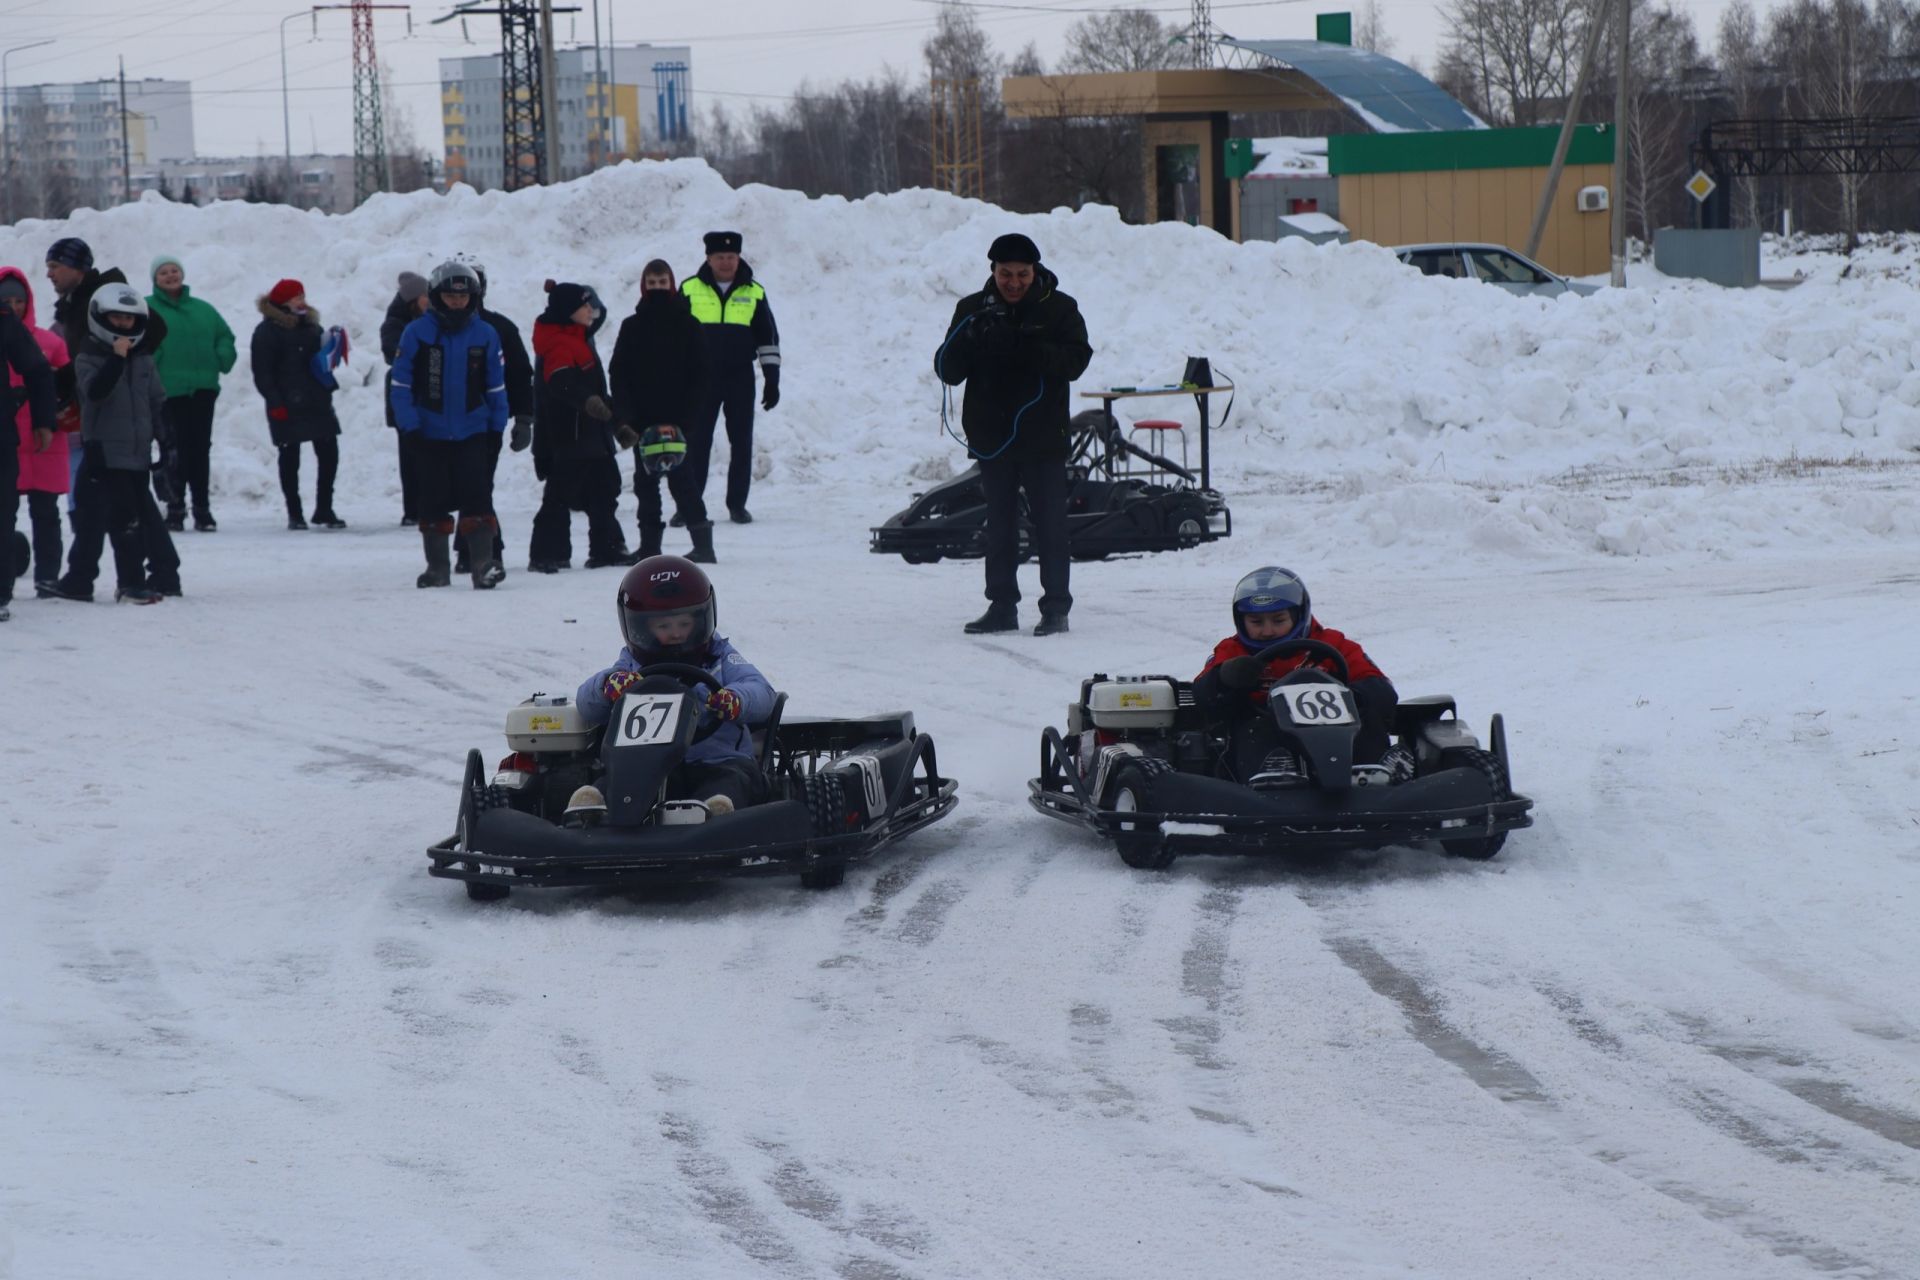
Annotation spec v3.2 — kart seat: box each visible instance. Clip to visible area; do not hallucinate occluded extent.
[1129,418,1189,470]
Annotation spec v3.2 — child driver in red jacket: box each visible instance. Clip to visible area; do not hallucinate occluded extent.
[1191,566,1413,788]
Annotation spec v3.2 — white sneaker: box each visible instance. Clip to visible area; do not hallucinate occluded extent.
[563,785,607,826]
[1351,763,1394,788]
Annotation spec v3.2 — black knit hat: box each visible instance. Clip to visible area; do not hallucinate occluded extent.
[988,233,1041,265]
[542,278,592,321]
[47,237,93,271]
[703,230,743,255]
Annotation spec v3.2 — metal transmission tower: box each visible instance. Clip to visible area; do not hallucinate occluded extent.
[315,3,410,205]
[930,77,983,199]
[437,0,575,190]
[1190,0,1214,67]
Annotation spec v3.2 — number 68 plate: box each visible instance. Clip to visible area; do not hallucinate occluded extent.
[1278,683,1356,726]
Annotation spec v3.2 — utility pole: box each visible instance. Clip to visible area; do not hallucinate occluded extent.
[118,58,130,204]
[1525,0,1612,260]
[4,39,56,224]
[314,3,410,207]
[1191,0,1214,68]
[538,0,560,181]
[929,76,983,199]
[435,0,578,189]
[588,0,603,168]
[1611,0,1631,287]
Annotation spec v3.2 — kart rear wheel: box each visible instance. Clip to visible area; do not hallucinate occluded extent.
[466,881,510,901]
[901,551,942,565]
[1106,761,1173,871]
[1436,746,1509,861]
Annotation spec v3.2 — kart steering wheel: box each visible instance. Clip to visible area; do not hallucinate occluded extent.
[634,662,728,742]
[1248,638,1351,685]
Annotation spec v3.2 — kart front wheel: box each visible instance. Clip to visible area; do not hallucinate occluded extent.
[1106,761,1173,871]
[800,862,847,891]
[1436,746,1510,861]
[466,881,510,902]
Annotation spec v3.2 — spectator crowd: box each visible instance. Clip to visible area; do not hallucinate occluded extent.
[3,229,782,618]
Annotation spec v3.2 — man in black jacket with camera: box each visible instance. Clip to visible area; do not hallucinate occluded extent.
[933,233,1093,636]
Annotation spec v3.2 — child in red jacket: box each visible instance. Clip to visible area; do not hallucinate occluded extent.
[1192,566,1410,787]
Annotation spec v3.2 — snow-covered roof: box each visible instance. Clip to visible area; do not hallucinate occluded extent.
[1278,210,1347,235]
[1220,38,1487,133]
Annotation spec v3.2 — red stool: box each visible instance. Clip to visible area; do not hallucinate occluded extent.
[1129,418,1189,471]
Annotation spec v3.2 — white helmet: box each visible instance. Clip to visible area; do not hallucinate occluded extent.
[87,283,149,347]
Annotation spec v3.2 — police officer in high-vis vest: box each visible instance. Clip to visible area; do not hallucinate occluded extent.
[681,230,780,529]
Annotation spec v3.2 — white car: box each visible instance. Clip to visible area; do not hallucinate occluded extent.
[1394,243,1601,297]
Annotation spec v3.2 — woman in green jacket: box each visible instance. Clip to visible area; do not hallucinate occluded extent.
[148,254,237,532]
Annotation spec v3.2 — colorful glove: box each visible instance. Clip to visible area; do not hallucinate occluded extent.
[706,688,743,722]
[760,367,780,411]
[1217,655,1266,691]
[601,669,645,702]
[268,405,290,423]
[509,416,533,452]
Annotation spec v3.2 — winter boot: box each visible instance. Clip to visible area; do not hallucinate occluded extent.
[417,522,453,588]
[964,603,1019,635]
[638,522,664,560]
[686,520,717,565]
[460,516,500,590]
[1034,611,1070,637]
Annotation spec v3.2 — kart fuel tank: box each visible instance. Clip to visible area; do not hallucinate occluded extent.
[506,694,600,753]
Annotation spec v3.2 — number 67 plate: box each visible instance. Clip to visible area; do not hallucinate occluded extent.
[615,692,685,746]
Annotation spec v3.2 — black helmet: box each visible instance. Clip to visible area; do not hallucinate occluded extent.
[1232,566,1310,647]
[616,555,715,661]
[428,259,480,328]
[87,283,149,347]
[637,424,687,476]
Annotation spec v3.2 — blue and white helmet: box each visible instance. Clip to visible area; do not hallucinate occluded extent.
[1232,566,1310,646]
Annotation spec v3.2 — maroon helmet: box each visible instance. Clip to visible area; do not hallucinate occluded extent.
[616,555,716,660]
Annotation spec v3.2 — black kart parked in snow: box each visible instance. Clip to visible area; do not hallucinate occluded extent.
[871,409,1230,563]
[1029,640,1533,868]
[429,667,958,900]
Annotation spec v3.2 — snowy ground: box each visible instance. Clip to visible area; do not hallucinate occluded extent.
[4,166,1919,1278]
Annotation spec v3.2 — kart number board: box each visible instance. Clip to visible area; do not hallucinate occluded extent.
[1280,684,1356,726]
[615,693,683,747]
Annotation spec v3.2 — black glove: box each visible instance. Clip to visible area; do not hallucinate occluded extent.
[613,422,640,449]
[760,367,780,411]
[1217,655,1266,691]
[509,415,533,452]
[583,395,612,422]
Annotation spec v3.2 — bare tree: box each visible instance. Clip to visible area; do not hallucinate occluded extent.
[1716,0,1767,228]
[1354,0,1398,56]
[1440,0,1595,125]
[1767,0,1898,248]
[1061,10,1185,72]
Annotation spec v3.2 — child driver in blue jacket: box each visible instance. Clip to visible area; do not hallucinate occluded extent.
[575,555,775,813]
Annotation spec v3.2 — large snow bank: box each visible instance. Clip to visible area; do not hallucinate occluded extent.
[4,161,1916,559]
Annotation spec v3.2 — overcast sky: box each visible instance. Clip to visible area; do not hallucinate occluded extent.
[1,0,1755,162]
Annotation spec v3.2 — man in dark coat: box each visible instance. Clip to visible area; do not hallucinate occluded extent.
[0,297,57,622]
[250,278,345,529]
[932,233,1093,636]
[610,259,707,561]
[681,230,779,527]
[380,271,430,524]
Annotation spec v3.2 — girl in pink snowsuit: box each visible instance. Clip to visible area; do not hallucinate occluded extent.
[2,266,72,588]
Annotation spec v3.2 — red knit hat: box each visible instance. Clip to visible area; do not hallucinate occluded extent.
[267,278,305,307]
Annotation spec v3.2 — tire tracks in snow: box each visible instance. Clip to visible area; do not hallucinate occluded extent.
[1304,906,1899,1277]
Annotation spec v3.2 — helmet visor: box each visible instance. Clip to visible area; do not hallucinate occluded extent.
[621,600,714,658]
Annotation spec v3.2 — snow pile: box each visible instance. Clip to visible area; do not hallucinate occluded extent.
[1246,136,1330,178]
[4,160,1917,559]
